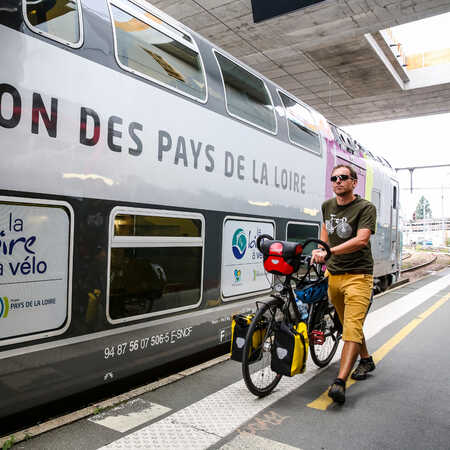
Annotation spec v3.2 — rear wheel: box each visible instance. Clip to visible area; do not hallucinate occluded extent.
[242,299,283,397]
[309,299,341,368]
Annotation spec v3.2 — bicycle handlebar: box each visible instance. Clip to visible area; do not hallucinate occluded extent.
[302,238,332,260]
[256,234,273,252]
[256,235,332,260]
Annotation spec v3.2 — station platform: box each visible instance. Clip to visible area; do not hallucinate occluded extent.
[7,269,450,450]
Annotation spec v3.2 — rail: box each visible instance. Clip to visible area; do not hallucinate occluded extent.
[401,255,437,273]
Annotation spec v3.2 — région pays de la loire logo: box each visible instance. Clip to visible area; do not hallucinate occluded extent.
[234,269,242,282]
[232,228,247,259]
[0,297,9,319]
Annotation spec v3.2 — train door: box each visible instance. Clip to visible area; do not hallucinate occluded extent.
[336,156,366,198]
[390,180,400,271]
[371,188,383,261]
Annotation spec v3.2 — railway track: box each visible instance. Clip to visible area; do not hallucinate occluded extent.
[401,254,438,273]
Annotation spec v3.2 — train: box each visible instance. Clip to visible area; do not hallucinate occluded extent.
[0,0,400,420]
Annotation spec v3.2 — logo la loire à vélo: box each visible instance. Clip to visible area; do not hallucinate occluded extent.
[232,228,247,259]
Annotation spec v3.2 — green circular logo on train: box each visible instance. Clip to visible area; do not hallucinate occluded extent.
[232,228,247,259]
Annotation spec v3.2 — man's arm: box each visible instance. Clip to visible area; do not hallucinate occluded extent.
[311,227,371,263]
[329,228,371,255]
[311,223,329,263]
[319,222,329,246]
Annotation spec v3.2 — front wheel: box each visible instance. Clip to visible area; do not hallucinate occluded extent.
[309,299,341,368]
[242,299,283,397]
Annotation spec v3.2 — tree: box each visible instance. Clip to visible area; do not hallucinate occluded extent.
[415,196,432,220]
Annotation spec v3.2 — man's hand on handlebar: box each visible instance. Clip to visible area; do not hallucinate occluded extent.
[311,248,328,264]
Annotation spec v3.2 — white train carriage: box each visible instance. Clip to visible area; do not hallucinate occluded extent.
[0,0,399,421]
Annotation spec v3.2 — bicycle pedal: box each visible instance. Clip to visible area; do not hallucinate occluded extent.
[310,330,325,345]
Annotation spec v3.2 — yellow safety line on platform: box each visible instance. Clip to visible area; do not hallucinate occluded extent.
[307,292,450,411]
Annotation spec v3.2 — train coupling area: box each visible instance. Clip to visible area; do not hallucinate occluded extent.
[3,268,450,450]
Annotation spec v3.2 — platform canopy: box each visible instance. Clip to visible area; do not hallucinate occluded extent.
[149,0,450,126]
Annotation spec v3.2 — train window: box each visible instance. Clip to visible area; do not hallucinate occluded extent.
[393,186,397,209]
[108,209,204,323]
[329,123,344,148]
[221,218,274,299]
[372,189,381,214]
[109,0,207,102]
[214,51,277,134]
[114,215,201,237]
[360,146,369,157]
[382,157,393,169]
[23,0,83,48]
[343,134,355,154]
[286,222,320,256]
[331,124,347,151]
[279,92,321,155]
[0,199,73,346]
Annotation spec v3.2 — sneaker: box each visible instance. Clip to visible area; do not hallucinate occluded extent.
[351,356,376,380]
[328,378,346,404]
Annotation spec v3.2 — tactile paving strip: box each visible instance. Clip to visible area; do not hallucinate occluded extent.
[101,418,218,449]
[99,366,325,450]
[220,431,302,449]
[89,399,171,433]
[171,376,306,437]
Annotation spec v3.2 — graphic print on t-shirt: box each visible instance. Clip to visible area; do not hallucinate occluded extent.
[325,214,353,239]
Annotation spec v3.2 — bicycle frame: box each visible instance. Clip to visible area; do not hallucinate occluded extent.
[263,257,338,342]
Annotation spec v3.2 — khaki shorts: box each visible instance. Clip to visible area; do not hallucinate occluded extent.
[326,272,373,344]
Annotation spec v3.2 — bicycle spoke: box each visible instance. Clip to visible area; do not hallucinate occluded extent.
[242,300,283,397]
[309,301,341,367]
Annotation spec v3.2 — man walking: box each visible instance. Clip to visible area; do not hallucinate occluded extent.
[311,164,377,404]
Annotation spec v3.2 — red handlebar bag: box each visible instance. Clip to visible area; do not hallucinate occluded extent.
[260,240,303,276]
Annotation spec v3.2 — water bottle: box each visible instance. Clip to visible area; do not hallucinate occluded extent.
[295,297,309,321]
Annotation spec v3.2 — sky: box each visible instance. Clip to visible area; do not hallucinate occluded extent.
[391,12,450,55]
[344,112,450,221]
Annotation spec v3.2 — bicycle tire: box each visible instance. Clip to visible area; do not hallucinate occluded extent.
[242,299,283,397]
[309,299,341,368]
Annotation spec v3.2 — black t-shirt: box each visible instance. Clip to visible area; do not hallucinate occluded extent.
[322,195,377,274]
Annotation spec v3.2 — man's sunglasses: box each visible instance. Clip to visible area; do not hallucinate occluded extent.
[330,174,353,182]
